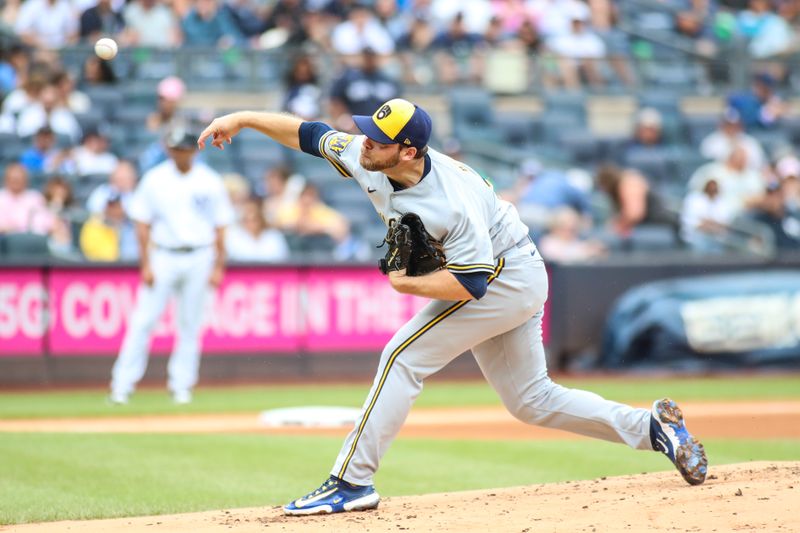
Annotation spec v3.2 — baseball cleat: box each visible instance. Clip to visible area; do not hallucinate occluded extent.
[108,391,129,405]
[172,390,192,405]
[283,475,380,516]
[650,398,708,485]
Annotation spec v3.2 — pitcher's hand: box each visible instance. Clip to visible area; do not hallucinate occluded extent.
[197,114,243,150]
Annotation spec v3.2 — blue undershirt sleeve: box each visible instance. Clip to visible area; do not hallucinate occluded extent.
[453,271,489,300]
[298,121,333,158]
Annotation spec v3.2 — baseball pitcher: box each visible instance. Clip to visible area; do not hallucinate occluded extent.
[198,99,707,515]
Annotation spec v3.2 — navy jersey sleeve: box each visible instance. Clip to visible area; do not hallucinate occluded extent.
[453,271,488,300]
[299,121,333,158]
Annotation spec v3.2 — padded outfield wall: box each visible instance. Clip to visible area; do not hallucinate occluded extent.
[3,255,800,385]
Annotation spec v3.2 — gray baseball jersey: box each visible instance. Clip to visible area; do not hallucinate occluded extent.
[315,130,653,485]
[319,132,530,270]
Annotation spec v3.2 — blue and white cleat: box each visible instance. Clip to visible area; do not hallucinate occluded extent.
[283,476,380,516]
[650,398,708,485]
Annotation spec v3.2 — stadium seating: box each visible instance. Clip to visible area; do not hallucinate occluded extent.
[2,233,49,259]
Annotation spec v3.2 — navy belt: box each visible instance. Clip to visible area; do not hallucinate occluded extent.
[155,244,210,253]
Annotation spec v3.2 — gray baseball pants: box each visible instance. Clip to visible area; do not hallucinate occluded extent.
[331,242,653,485]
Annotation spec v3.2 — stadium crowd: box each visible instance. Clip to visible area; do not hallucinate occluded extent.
[1,0,800,265]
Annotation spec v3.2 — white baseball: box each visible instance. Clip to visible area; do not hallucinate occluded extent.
[94,38,118,60]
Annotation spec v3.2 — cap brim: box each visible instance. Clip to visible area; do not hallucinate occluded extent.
[353,115,396,144]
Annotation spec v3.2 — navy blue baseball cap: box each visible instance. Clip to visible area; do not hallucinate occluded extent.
[353,98,432,150]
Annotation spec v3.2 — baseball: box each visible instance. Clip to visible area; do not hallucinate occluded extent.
[94,38,118,60]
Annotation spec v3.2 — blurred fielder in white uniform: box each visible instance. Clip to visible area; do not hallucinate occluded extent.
[110,128,234,404]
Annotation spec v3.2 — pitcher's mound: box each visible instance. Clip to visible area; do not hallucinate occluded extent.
[12,462,800,532]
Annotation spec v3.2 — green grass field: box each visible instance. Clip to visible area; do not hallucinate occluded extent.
[1,375,799,524]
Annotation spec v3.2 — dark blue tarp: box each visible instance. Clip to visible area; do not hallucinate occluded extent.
[599,271,800,370]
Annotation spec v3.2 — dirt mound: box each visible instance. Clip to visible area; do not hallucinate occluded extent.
[10,462,799,532]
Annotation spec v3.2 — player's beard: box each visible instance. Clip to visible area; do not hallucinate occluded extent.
[360,147,401,171]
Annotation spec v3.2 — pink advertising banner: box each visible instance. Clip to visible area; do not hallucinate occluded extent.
[0,269,46,356]
[2,266,549,357]
[48,268,303,356]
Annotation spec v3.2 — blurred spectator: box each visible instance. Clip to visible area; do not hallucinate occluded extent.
[700,107,766,170]
[396,15,437,84]
[260,0,310,46]
[16,83,82,143]
[689,145,765,214]
[19,126,62,174]
[776,155,800,209]
[620,108,667,174]
[0,163,54,234]
[505,158,592,231]
[545,1,606,89]
[589,0,634,86]
[491,0,530,35]
[330,3,395,55]
[673,0,716,51]
[430,0,493,35]
[80,192,139,261]
[396,13,437,52]
[79,0,126,43]
[1,0,21,27]
[123,0,181,47]
[625,108,665,151]
[1,71,46,118]
[595,165,677,238]
[275,183,350,243]
[515,18,543,53]
[42,174,74,216]
[538,207,607,263]
[431,10,485,53]
[680,175,735,252]
[42,174,78,256]
[329,48,401,131]
[225,198,290,262]
[14,0,78,49]
[222,172,251,219]
[374,0,409,42]
[71,125,119,176]
[737,0,776,39]
[727,72,785,130]
[0,44,28,96]
[260,165,304,224]
[282,54,323,121]
[146,76,186,133]
[484,17,515,48]
[182,0,246,48]
[86,160,138,214]
[745,0,799,58]
[79,56,118,88]
[530,0,585,39]
[631,108,664,147]
[225,0,268,39]
[748,181,800,249]
[52,70,90,115]
[321,0,358,19]
[427,10,493,85]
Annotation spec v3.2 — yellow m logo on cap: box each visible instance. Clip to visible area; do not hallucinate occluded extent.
[372,98,416,141]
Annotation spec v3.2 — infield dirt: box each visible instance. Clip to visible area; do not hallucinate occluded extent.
[8,462,799,532]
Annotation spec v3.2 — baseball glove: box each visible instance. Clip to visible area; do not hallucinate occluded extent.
[379,213,446,276]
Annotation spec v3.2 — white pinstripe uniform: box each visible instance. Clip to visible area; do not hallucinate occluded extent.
[110,158,234,402]
[316,131,654,485]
